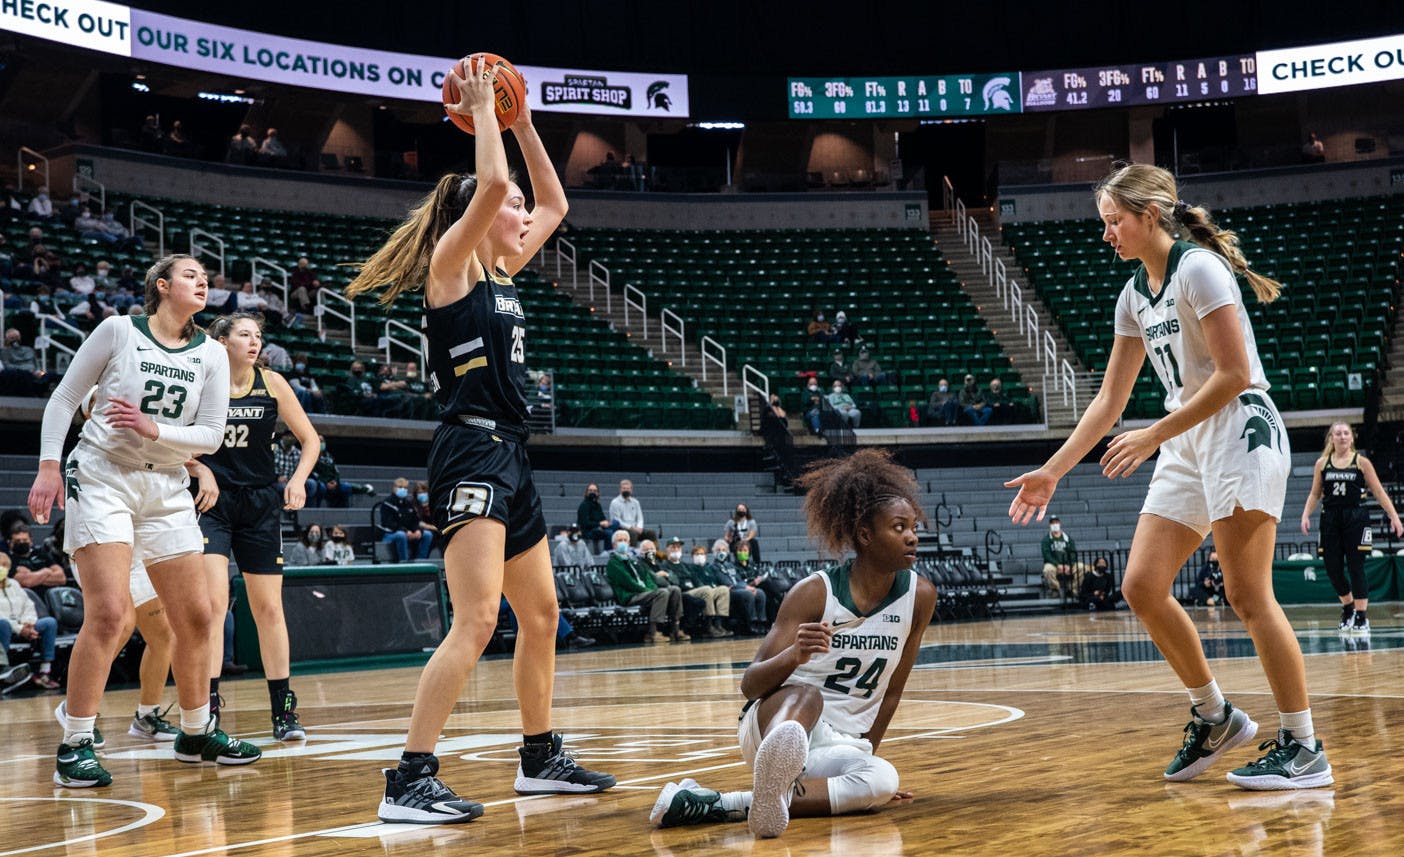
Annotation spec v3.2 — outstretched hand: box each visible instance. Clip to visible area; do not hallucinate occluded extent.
[1004,468,1057,525]
[446,55,498,118]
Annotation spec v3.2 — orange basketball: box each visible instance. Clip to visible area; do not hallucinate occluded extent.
[443,53,526,135]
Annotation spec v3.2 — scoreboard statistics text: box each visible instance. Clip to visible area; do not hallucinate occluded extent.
[1021,54,1258,111]
[788,73,1021,118]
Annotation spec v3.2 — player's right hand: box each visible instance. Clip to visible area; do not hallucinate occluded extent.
[1300,515,1311,535]
[446,55,498,117]
[1005,467,1057,525]
[28,461,63,524]
[792,621,833,664]
[193,468,220,513]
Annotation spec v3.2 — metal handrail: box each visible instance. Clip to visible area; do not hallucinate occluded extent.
[189,228,226,276]
[942,176,955,223]
[316,289,357,349]
[701,335,727,396]
[588,259,611,313]
[18,146,48,192]
[72,173,105,214]
[130,200,164,258]
[36,314,84,373]
[555,238,578,292]
[623,283,648,338]
[251,257,290,307]
[660,308,685,366]
[379,319,426,366]
[741,364,769,411]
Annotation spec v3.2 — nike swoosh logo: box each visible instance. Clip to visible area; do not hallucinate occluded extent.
[1287,758,1316,777]
[1205,730,1229,750]
[1135,305,1149,315]
[137,346,154,351]
[58,754,78,763]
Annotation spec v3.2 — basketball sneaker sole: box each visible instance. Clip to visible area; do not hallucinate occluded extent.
[749,721,808,839]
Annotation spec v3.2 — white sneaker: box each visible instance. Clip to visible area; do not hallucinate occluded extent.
[748,721,809,838]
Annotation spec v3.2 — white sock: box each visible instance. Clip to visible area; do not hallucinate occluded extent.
[180,704,212,735]
[137,703,159,717]
[1280,709,1314,747]
[1188,679,1226,724]
[63,714,97,746]
[719,790,751,821]
[39,662,51,674]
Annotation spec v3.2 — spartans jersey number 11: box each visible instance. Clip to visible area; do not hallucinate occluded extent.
[1152,343,1183,389]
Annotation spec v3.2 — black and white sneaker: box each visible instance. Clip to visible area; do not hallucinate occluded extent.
[378,759,484,824]
[514,733,617,795]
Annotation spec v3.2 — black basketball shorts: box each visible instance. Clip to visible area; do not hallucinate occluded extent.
[428,423,547,560]
[1319,506,1371,557]
[199,484,285,574]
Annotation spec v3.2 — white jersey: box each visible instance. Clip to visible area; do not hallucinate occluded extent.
[1114,241,1269,413]
[40,315,230,471]
[787,562,917,736]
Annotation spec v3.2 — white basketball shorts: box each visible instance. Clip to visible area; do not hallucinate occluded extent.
[62,443,202,565]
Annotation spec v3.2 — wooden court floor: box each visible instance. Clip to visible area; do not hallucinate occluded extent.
[2,605,1401,856]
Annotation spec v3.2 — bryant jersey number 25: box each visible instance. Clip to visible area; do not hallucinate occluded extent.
[510,327,525,363]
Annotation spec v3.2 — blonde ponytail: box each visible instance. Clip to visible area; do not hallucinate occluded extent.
[345,173,478,306]
[1176,204,1281,304]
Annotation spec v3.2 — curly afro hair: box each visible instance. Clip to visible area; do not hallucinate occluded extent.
[794,449,924,556]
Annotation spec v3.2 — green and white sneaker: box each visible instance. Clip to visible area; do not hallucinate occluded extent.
[174,727,262,765]
[651,777,741,828]
[128,706,180,742]
[53,700,105,749]
[1165,702,1258,782]
[54,739,112,788]
[1227,730,1333,790]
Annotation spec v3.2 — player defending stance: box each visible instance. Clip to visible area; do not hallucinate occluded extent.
[1006,163,1331,789]
[652,449,936,837]
[191,313,320,738]
[1300,422,1402,634]
[347,56,614,823]
[31,255,260,788]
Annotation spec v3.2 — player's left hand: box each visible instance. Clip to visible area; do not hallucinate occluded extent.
[1391,515,1403,538]
[1101,427,1162,479]
[889,790,914,803]
[513,78,533,129]
[283,479,306,511]
[106,397,160,440]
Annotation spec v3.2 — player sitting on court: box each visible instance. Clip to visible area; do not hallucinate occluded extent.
[650,449,937,838]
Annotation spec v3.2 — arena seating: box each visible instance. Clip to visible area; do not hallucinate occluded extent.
[564,227,1038,425]
[1002,194,1404,418]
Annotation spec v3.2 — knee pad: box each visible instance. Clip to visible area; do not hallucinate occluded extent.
[826,755,900,814]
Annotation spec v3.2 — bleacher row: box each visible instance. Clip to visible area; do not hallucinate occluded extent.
[1003,194,1404,418]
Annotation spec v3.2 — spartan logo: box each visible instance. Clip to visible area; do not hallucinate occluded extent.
[63,458,81,501]
[1238,393,1283,453]
[647,81,673,111]
[982,77,1015,111]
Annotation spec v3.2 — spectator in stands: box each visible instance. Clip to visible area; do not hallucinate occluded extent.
[926,378,959,426]
[643,537,708,634]
[98,212,142,251]
[831,309,860,347]
[2,184,21,218]
[986,378,1014,425]
[806,310,836,344]
[552,524,594,568]
[850,346,890,386]
[67,288,117,330]
[74,208,112,244]
[288,355,325,413]
[1302,132,1326,164]
[411,482,437,545]
[275,431,322,505]
[959,374,991,426]
[0,552,62,689]
[58,194,82,226]
[285,526,325,566]
[67,263,95,296]
[257,281,295,329]
[344,360,383,417]
[116,264,141,294]
[606,530,686,643]
[534,372,554,415]
[289,257,317,312]
[1081,557,1119,611]
[260,336,293,372]
[1197,551,1226,607]
[825,350,851,386]
[376,478,435,561]
[760,393,798,484]
[259,128,289,166]
[828,380,862,428]
[707,539,767,635]
[803,386,824,435]
[610,479,654,543]
[401,361,436,420]
[92,260,115,291]
[164,120,193,158]
[2,329,41,375]
[6,524,69,599]
[228,125,258,164]
[232,280,269,312]
[376,363,414,418]
[577,483,614,551]
[26,186,53,220]
[139,115,163,152]
[660,536,731,637]
[323,526,355,565]
[724,503,760,561]
[1041,516,1081,598]
[311,434,371,507]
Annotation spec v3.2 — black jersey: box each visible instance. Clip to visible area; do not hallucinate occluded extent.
[1321,453,1366,509]
[204,367,279,488]
[425,267,528,434]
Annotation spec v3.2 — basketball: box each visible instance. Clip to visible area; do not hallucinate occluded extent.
[442,52,526,135]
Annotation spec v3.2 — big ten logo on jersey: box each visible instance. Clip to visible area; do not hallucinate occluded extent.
[450,482,494,518]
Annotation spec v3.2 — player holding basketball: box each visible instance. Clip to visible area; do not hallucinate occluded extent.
[31,254,260,788]
[347,55,614,823]
[1300,422,1402,635]
[1006,163,1332,789]
[651,449,936,838]
[190,312,320,739]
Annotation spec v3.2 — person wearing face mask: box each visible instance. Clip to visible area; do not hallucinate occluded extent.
[412,480,439,541]
[310,434,373,508]
[605,531,686,643]
[26,185,53,220]
[1040,516,1081,598]
[831,309,860,348]
[1196,550,1226,608]
[959,374,991,427]
[825,350,851,387]
[803,380,824,434]
[610,479,655,543]
[925,377,959,427]
[0,551,62,689]
[552,524,594,569]
[285,525,326,567]
[660,537,731,637]
[724,504,761,563]
[286,355,325,414]
[806,310,836,344]
[708,539,768,635]
[323,526,355,565]
[827,381,861,428]
[376,477,436,562]
[1080,557,1119,612]
[641,538,705,635]
[575,482,616,552]
[403,361,438,420]
[6,524,70,598]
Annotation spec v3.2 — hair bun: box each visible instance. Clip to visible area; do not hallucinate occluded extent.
[1173,200,1191,219]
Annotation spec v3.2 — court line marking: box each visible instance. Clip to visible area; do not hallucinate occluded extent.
[0,797,165,857]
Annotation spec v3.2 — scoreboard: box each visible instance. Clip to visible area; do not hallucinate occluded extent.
[1021,54,1259,111]
[788,73,1022,119]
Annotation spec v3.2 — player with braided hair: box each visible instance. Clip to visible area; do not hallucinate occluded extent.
[650,449,937,838]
